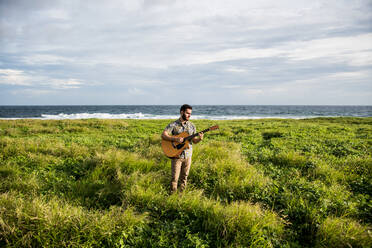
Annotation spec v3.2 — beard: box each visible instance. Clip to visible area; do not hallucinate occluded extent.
[182,113,189,121]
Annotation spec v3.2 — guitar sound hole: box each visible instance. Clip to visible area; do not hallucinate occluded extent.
[176,143,185,150]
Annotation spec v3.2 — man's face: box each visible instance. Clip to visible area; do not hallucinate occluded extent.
[181,108,192,121]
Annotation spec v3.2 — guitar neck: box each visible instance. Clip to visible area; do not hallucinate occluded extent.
[184,127,212,141]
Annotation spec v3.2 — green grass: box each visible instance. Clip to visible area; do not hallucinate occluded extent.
[0,118,371,247]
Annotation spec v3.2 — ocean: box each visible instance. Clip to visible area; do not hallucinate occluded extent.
[0,105,371,120]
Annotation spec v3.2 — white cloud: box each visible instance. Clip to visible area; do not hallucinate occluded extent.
[44,8,70,20]
[220,84,242,89]
[49,78,84,89]
[328,71,371,80]
[10,89,56,96]
[1,0,371,104]
[243,88,264,95]
[292,69,372,86]
[285,33,372,66]
[22,54,75,65]
[225,67,248,73]
[177,33,372,66]
[183,47,283,65]
[0,68,85,90]
[0,69,31,86]
[128,87,146,95]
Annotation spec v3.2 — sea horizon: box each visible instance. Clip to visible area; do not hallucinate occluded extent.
[1,104,372,106]
[1,105,371,120]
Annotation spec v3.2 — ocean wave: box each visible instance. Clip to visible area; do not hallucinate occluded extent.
[20,112,318,120]
[1,106,370,120]
[40,112,179,119]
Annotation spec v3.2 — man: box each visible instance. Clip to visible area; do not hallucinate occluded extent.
[162,104,204,193]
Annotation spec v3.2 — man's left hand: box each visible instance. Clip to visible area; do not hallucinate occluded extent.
[199,132,204,140]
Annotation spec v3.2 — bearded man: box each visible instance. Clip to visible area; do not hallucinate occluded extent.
[161,104,204,193]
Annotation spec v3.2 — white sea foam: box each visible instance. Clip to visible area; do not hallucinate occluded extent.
[15,112,319,120]
[40,112,179,120]
[191,115,313,120]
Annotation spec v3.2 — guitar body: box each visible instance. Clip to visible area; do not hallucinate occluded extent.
[161,125,219,158]
[161,132,191,158]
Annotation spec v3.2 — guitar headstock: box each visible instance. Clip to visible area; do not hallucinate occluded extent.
[209,125,219,130]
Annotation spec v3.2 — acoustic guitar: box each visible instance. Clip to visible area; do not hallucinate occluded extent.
[161,125,219,158]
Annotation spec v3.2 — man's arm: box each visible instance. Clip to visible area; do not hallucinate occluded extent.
[161,130,184,143]
[192,132,204,144]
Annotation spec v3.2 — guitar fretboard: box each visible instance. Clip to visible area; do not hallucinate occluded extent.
[184,127,212,141]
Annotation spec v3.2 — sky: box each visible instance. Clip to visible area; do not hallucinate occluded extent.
[0,0,372,105]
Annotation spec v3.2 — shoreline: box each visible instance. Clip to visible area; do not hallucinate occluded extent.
[1,116,371,120]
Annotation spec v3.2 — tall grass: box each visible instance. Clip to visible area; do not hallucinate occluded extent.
[125,185,285,247]
[0,192,147,247]
[0,118,371,247]
[316,217,371,248]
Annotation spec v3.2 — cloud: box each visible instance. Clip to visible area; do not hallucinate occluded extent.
[183,47,284,65]
[10,88,56,96]
[291,70,372,90]
[243,88,264,95]
[0,69,31,86]
[128,87,146,95]
[225,67,248,73]
[177,33,372,67]
[220,84,242,89]
[0,0,371,105]
[21,54,75,65]
[285,33,372,66]
[49,78,84,89]
[0,69,85,90]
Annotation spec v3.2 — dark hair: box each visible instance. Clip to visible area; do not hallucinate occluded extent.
[180,104,192,112]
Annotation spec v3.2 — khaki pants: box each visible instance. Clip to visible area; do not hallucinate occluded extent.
[170,157,192,193]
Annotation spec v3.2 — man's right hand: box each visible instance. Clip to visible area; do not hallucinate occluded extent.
[175,137,184,143]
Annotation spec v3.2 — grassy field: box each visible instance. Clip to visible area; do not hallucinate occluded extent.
[0,117,371,247]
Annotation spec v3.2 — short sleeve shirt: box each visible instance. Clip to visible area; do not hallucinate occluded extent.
[164,118,196,158]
